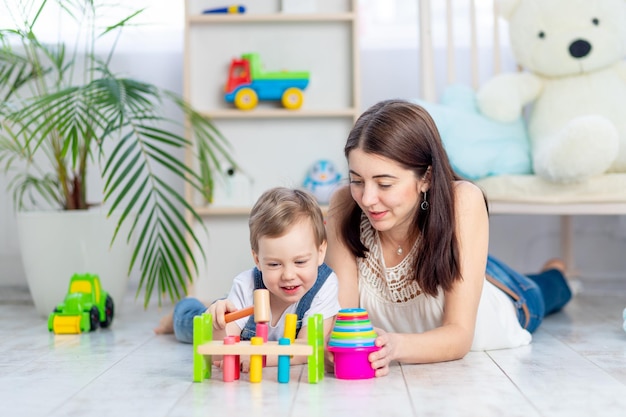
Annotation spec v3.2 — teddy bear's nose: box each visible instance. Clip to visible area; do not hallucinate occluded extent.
[569,39,592,58]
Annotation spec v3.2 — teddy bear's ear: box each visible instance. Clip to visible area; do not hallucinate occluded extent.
[496,0,522,20]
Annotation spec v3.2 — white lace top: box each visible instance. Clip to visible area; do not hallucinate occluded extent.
[357,215,532,350]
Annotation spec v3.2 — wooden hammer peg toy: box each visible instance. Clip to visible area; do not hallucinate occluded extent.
[223,289,271,323]
[224,306,253,323]
[253,289,270,323]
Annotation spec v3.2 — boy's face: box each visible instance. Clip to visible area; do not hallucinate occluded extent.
[252,218,326,313]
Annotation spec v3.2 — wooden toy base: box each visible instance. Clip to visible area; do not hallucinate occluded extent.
[197,340,313,356]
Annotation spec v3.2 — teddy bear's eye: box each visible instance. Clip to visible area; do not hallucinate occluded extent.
[538,31,545,39]
[592,18,599,26]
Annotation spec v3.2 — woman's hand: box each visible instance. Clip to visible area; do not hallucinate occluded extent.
[369,328,398,377]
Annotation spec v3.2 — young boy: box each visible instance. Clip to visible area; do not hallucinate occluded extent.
[154,187,340,370]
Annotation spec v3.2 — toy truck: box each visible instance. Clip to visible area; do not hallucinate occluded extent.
[224,52,310,110]
[48,273,114,334]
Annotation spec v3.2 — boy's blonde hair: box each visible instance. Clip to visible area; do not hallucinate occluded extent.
[249,187,326,253]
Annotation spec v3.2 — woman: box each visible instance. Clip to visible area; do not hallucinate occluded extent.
[325,99,572,377]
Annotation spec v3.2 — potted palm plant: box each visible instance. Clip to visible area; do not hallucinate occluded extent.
[0,0,235,314]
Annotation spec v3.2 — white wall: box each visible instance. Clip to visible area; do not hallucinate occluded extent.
[2,2,626,299]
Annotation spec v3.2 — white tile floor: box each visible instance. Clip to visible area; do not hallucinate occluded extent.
[1,278,626,417]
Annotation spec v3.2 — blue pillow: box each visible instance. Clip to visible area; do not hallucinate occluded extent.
[413,84,532,180]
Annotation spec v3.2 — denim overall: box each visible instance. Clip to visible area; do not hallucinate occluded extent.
[240,263,332,340]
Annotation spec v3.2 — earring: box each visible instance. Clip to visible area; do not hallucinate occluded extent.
[420,191,429,211]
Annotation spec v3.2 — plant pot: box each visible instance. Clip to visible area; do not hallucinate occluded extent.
[16,209,135,318]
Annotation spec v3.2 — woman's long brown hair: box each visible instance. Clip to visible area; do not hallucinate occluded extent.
[339,99,469,296]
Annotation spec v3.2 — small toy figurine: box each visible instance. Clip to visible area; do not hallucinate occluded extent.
[48,273,114,334]
[203,5,246,14]
[302,159,342,205]
[224,52,310,110]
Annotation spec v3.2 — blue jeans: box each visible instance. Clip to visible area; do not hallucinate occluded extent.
[172,297,208,344]
[486,255,572,333]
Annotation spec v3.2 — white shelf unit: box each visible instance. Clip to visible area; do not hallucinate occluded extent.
[183,0,359,299]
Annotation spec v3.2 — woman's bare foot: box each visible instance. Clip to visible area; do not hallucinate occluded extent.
[541,258,567,273]
[541,258,582,295]
[154,311,174,334]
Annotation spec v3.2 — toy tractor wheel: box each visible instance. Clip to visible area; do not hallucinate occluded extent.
[234,88,258,110]
[89,306,100,332]
[281,88,304,110]
[100,295,114,328]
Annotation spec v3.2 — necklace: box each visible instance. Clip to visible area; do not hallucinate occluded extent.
[380,232,405,256]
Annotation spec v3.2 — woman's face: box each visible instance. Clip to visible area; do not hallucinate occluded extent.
[347,148,423,233]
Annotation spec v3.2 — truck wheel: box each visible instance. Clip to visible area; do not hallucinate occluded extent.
[234,88,258,110]
[100,295,114,328]
[282,88,304,110]
[89,306,100,332]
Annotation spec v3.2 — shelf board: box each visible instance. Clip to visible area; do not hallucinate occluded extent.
[195,206,252,216]
[195,204,330,216]
[188,13,355,24]
[202,108,359,119]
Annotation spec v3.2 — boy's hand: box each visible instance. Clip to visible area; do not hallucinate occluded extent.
[240,359,251,373]
[213,356,251,373]
[207,299,238,330]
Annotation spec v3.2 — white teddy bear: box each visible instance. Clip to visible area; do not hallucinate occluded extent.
[477,0,626,183]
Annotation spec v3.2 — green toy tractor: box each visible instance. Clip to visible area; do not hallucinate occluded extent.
[48,273,114,334]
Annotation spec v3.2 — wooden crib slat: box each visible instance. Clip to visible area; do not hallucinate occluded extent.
[418,0,436,101]
[492,0,501,74]
[469,0,479,89]
[446,0,455,85]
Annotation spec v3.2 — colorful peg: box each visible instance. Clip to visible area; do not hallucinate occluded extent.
[284,313,297,343]
[233,335,241,380]
[222,336,238,382]
[249,336,263,383]
[277,338,291,383]
[256,322,269,367]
